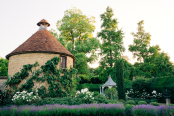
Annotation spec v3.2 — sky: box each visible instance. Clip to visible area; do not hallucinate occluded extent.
[0,0,174,68]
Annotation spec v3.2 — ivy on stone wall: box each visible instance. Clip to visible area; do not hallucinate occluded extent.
[5,57,78,98]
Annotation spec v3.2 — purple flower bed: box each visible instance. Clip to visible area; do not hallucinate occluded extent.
[0,104,174,116]
[132,105,174,116]
[0,103,125,116]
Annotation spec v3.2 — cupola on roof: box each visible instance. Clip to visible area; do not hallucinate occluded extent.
[37,19,50,27]
[6,19,75,60]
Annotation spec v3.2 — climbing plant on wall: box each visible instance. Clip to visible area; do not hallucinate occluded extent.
[5,57,78,98]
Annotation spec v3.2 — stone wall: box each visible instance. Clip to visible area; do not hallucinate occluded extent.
[0,76,8,91]
[8,53,74,77]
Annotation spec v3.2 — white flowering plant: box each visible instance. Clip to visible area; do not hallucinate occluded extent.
[12,91,40,105]
[125,88,134,100]
[125,89,162,100]
[75,88,94,104]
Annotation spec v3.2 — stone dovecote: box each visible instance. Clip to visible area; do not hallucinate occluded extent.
[6,19,75,77]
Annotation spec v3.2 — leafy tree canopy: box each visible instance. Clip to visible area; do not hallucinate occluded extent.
[50,7,101,76]
[129,20,151,62]
[98,6,125,68]
[0,58,8,76]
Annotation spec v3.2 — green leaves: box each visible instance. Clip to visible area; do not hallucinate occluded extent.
[98,6,125,68]
[6,56,78,98]
[51,8,101,75]
[0,58,8,76]
[116,59,126,100]
[57,7,95,49]
[129,20,151,62]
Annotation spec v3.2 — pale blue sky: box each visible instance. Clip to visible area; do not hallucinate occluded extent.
[0,0,174,68]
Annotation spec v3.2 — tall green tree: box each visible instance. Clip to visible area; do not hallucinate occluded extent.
[98,6,125,69]
[0,58,8,76]
[50,7,101,75]
[115,59,125,100]
[152,52,173,77]
[57,7,95,51]
[129,20,151,62]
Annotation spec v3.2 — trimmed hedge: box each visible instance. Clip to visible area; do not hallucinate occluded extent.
[78,76,174,103]
[79,75,102,84]
[124,76,174,103]
[77,84,102,92]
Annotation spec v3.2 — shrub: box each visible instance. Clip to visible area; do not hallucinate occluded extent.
[150,102,159,106]
[125,88,134,99]
[126,100,136,105]
[118,99,125,104]
[0,90,7,105]
[138,101,147,105]
[124,80,132,91]
[41,97,82,105]
[133,98,151,104]
[75,88,94,104]
[104,88,118,100]
[77,84,102,92]
[132,78,150,98]
[12,91,40,105]
[107,99,118,104]
[90,75,102,84]
[125,104,134,116]
[93,91,100,97]
[79,74,90,84]
[94,94,108,104]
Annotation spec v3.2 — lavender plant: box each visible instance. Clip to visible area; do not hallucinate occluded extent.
[0,103,125,116]
[132,105,174,116]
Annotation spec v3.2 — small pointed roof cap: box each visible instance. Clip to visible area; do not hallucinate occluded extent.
[37,19,50,27]
[101,75,116,87]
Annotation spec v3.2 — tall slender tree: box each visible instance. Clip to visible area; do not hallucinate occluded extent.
[98,6,125,69]
[129,20,151,62]
[115,59,125,100]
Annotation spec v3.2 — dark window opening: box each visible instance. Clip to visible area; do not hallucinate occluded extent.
[60,56,67,69]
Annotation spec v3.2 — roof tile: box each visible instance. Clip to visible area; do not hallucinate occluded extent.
[6,29,75,60]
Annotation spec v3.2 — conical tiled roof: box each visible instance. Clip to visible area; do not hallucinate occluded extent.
[6,20,75,60]
[101,75,116,87]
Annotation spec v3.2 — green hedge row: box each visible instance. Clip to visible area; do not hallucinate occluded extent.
[78,76,174,103]
[125,76,174,103]
[79,75,102,84]
[77,84,102,92]
[77,80,132,93]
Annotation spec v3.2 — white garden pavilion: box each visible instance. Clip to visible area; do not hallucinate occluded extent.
[100,75,117,95]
